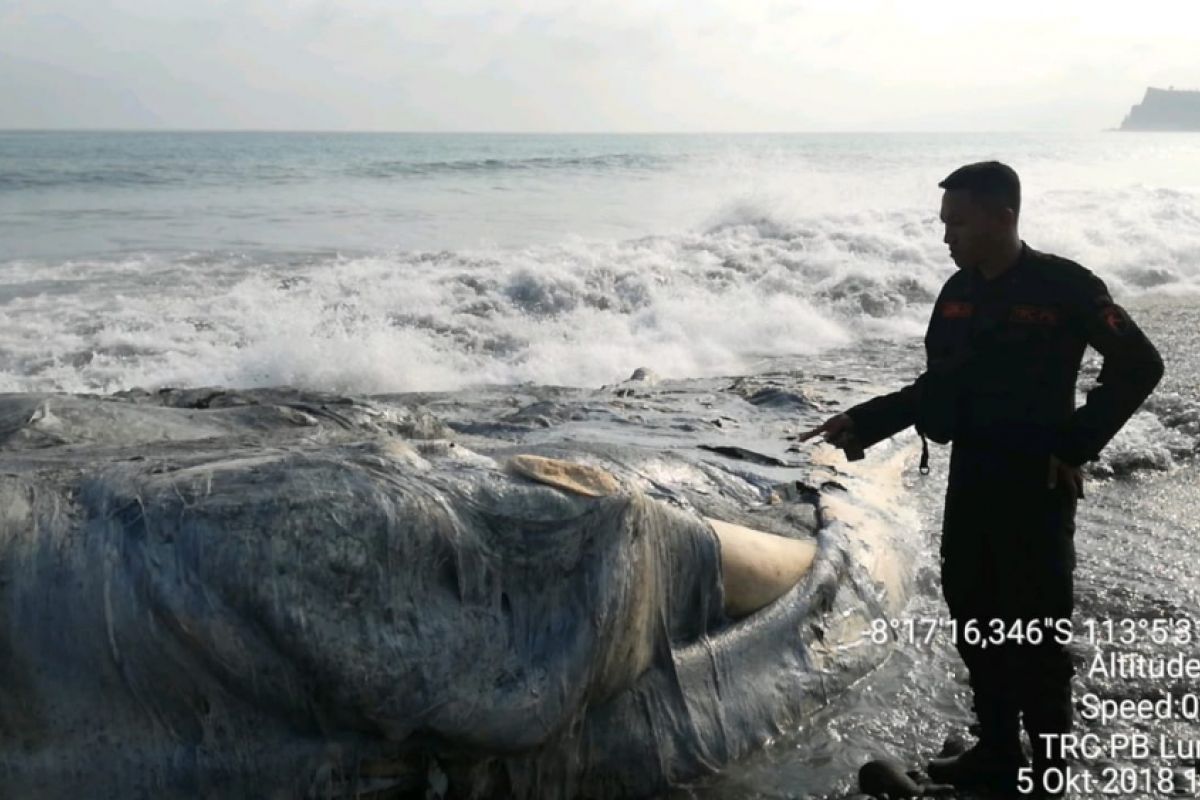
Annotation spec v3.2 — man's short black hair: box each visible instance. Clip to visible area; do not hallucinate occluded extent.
[939,161,1021,218]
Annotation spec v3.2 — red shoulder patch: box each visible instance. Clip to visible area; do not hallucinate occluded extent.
[941,301,973,319]
[1100,304,1131,335]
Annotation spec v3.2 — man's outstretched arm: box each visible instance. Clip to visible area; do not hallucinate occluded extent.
[1052,273,1165,467]
[796,377,923,453]
[842,379,924,449]
[798,280,950,455]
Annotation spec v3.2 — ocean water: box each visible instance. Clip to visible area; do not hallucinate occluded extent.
[2,131,1200,797]
[2,131,1199,396]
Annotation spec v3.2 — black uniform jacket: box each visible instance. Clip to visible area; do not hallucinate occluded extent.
[843,242,1164,468]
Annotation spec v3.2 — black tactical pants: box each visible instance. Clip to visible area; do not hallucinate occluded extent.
[940,446,1077,768]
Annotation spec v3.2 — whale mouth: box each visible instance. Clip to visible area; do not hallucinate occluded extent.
[505,452,820,619]
[420,437,916,796]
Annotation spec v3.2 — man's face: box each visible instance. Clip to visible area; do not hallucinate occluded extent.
[939,189,1007,270]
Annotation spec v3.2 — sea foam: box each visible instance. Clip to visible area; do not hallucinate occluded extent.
[1,186,1197,397]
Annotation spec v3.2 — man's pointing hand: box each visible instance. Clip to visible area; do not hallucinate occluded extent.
[794,413,857,448]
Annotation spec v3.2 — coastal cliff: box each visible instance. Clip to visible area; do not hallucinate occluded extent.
[1120,87,1200,131]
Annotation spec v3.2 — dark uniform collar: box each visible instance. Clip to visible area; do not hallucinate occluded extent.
[967,240,1030,293]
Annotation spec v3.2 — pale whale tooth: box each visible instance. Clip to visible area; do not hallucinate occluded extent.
[705,517,817,618]
[506,454,621,497]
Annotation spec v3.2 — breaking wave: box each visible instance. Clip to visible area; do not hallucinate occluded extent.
[3,190,1198,398]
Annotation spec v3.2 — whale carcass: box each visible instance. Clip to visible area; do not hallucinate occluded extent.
[0,386,917,798]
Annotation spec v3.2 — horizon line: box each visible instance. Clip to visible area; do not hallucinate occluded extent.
[0,126,1109,136]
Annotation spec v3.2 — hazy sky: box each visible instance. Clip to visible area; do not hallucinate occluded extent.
[2,0,1198,132]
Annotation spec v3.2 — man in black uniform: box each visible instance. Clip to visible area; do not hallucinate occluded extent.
[798,162,1164,795]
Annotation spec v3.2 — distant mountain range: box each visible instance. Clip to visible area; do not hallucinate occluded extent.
[1120,87,1200,131]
